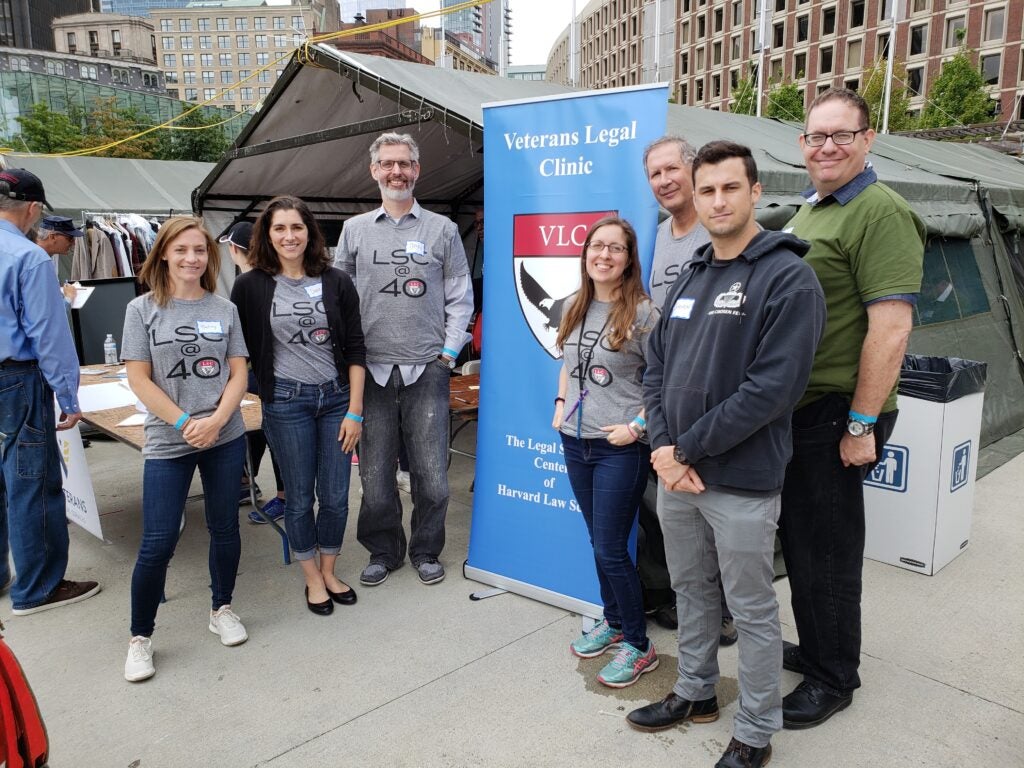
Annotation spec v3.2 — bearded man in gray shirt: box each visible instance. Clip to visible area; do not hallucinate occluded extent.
[336,132,473,587]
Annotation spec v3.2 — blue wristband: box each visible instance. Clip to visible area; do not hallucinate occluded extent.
[441,347,458,358]
[345,412,363,423]
[174,412,190,430]
[632,416,647,428]
[848,410,877,424]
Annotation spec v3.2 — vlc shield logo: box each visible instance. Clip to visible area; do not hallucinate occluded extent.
[513,211,615,359]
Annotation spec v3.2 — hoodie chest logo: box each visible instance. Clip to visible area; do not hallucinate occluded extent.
[711,282,746,315]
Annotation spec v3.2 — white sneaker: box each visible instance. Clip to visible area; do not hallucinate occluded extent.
[396,470,412,494]
[125,636,155,682]
[209,605,248,646]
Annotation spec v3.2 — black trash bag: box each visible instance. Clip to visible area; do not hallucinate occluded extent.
[898,355,987,403]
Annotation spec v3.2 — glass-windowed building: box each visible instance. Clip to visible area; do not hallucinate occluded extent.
[100,0,191,17]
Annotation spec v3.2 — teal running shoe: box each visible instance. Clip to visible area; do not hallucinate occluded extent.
[570,619,624,659]
[597,641,659,688]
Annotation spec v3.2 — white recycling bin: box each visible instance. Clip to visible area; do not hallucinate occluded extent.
[863,357,986,575]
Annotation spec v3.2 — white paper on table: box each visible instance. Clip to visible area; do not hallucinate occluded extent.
[77,381,139,412]
[70,286,95,309]
[241,399,255,406]
[116,413,147,427]
[79,368,106,375]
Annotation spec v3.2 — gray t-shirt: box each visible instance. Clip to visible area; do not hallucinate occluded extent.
[649,217,711,309]
[122,292,248,459]
[559,297,660,442]
[270,274,337,385]
[336,203,469,365]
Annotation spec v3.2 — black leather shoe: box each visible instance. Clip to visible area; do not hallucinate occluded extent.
[783,680,852,729]
[650,605,678,630]
[305,587,334,616]
[782,640,805,674]
[327,584,357,605]
[626,692,719,732]
[715,737,772,768]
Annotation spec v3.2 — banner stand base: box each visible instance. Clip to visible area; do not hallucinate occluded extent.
[464,564,603,618]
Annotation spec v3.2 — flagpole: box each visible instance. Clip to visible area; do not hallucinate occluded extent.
[881,0,897,133]
[755,0,768,117]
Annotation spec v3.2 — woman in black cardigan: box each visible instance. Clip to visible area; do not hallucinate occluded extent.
[231,196,365,616]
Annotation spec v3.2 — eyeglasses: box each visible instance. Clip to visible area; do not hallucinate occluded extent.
[802,128,868,147]
[376,159,414,171]
[587,242,627,255]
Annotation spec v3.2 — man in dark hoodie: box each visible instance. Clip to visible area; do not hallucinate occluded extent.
[628,141,825,768]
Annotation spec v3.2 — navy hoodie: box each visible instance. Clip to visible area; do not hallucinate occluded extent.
[644,230,826,493]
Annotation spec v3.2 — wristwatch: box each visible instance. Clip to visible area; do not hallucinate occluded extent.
[673,445,688,465]
[437,354,456,370]
[846,416,875,437]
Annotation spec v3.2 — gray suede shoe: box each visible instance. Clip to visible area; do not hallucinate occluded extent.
[359,561,391,586]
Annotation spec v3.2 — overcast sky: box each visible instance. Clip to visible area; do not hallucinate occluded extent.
[417,0,575,66]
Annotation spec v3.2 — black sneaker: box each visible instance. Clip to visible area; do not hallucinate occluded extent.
[12,579,101,616]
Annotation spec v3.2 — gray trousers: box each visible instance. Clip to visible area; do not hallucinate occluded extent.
[657,485,782,747]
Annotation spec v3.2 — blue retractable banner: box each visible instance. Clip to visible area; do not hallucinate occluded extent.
[466,84,669,615]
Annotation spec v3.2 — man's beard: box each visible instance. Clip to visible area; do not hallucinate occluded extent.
[379,178,415,202]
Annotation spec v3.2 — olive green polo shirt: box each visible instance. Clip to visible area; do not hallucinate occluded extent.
[787,168,925,412]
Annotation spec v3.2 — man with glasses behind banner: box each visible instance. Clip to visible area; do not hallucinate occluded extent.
[336,133,473,588]
[779,88,924,730]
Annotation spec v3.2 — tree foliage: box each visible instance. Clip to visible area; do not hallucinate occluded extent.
[156,108,230,162]
[730,76,757,116]
[765,81,805,122]
[919,48,993,128]
[13,103,83,154]
[859,58,916,132]
[76,98,160,158]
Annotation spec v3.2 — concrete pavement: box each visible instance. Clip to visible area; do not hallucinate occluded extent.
[1,427,1021,767]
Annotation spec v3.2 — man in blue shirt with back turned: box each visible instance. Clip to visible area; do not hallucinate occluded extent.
[0,168,100,614]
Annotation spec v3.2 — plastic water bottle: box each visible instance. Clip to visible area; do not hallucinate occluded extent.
[103,334,118,365]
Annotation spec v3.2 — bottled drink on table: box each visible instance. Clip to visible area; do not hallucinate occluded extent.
[103,333,119,365]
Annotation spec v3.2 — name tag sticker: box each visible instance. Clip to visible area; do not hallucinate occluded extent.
[197,320,223,334]
[305,283,323,298]
[671,298,695,320]
[406,240,426,256]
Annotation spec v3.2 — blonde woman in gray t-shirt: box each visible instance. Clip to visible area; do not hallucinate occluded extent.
[553,216,660,689]
[121,217,250,683]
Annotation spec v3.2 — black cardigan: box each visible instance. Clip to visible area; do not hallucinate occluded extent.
[230,267,366,403]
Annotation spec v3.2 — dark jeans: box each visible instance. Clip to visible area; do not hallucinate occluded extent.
[0,361,70,610]
[562,434,650,649]
[131,435,246,637]
[246,370,283,493]
[357,363,450,568]
[261,377,352,560]
[779,394,897,696]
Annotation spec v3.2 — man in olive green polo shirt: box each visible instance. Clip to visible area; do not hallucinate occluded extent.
[779,88,924,730]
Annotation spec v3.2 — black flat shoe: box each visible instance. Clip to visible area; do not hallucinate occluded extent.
[305,586,334,616]
[327,584,357,605]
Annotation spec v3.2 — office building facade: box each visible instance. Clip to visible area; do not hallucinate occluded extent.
[547,0,1024,123]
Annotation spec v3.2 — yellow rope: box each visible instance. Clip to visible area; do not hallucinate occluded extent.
[3,0,493,158]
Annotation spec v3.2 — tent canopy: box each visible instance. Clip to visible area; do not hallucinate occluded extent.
[11,156,214,221]
[193,47,1024,447]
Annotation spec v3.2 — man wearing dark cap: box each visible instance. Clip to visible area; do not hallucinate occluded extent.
[35,215,84,258]
[0,168,101,613]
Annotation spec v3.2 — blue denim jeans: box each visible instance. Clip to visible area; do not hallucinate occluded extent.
[261,377,352,560]
[779,393,898,696]
[561,434,650,649]
[0,361,70,610]
[357,363,450,568]
[130,435,246,637]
